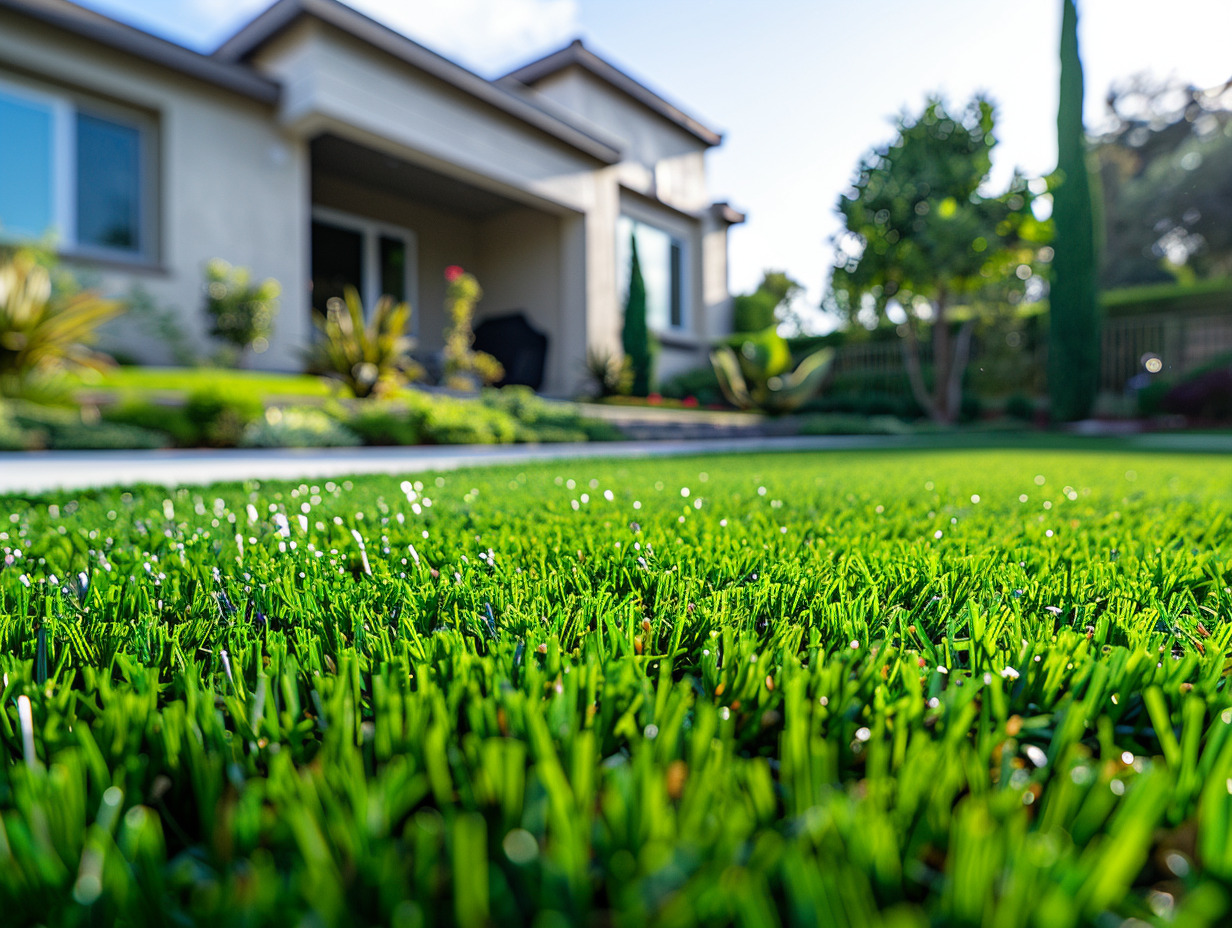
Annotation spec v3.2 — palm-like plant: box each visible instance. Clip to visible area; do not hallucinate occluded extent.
[0,248,124,396]
[305,287,423,398]
[710,326,834,414]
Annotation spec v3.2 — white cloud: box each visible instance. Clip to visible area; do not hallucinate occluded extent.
[180,0,578,71]
[345,0,579,75]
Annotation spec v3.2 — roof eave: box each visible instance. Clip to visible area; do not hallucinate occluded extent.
[0,0,280,104]
[214,0,623,165]
[504,40,724,148]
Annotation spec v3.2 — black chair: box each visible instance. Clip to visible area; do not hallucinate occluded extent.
[473,311,549,390]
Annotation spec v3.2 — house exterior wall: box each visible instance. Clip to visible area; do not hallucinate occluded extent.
[0,9,310,370]
[250,23,604,213]
[527,68,710,214]
[475,209,567,392]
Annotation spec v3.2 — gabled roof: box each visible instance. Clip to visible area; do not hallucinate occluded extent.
[502,39,723,148]
[213,0,622,164]
[0,0,280,103]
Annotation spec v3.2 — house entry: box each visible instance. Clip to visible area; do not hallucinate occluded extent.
[310,208,416,323]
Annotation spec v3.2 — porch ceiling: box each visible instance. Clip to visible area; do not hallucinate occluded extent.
[311,134,528,219]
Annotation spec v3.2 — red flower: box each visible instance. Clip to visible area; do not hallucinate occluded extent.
[682,396,699,407]
[444,265,464,282]
[648,393,662,404]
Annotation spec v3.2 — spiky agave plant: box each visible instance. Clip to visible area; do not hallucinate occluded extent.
[0,247,124,396]
[710,325,834,414]
[305,286,423,399]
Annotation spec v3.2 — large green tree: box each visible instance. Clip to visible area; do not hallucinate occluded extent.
[1049,0,1101,422]
[830,96,1048,423]
[732,270,805,334]
[1095,74,1232,289]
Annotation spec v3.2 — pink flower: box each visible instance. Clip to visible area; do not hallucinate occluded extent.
[682,396,699,408]
[648,393,662,404]
[444,265,464,282]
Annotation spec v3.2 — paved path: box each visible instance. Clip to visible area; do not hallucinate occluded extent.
[1,431,1227,496]
[0,436,904,495]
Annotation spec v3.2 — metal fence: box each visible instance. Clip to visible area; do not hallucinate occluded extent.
[828,312,1232,397]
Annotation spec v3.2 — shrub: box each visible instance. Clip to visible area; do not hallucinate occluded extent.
[797,414,913,436]
[441,267,503,391]
[659,366,725,406]
[344,402,426,446]
[1162,363,1232,421]
[1004,393,1037,421]
[0,246,124,396]
[241,407,361,448]
[102,398,196,446]
[582,346,632,398]
[711,327,834,414]
[203,258,280,365]
[419,395,518,445]
[8,400,168,449]
[184,385,264,447]
[306,288,422,399]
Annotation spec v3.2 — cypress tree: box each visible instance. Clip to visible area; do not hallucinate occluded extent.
[1049,0,1101,422]
[621,233,653,396]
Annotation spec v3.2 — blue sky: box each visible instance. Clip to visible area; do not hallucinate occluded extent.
[77,0,1232,328]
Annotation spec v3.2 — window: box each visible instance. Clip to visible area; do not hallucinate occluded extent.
[0,78,153,260]
[311,208,417,326]
[616,215,688,333]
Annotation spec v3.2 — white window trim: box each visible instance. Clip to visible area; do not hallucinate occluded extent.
[312,206,419,331]
[0,74,156,263]
[617,214,691,336]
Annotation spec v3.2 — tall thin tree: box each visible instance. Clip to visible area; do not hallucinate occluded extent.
[621,234,653,397]
[1049,0,1101,422]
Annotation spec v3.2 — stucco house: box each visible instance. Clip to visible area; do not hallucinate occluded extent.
[0,0,744,394]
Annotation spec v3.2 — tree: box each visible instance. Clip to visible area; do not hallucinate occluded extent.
[732,270,805,334]
[1094,74,1232,289]
[829,95,1048,423]
[1049,0,1101,423]
[621,234,654,396]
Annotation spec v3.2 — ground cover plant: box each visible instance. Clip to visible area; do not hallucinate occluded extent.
[1,448,1231,926]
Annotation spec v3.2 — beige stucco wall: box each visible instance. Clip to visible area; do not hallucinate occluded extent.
[475,209,568,393]
[252,22,605,214]
[529,68,710,214]
[0,11,310,371]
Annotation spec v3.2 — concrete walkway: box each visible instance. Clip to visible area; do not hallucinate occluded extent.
[1,431,1227,496]
[0,436,904,495]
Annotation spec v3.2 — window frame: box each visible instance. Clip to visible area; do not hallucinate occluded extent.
[311,206,419,331]
[0,73,158,264]
[616,214,691,336]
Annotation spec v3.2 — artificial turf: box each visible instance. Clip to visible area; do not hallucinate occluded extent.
[1,448,1231,927]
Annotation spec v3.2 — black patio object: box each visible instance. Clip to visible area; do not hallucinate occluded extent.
[473,311,549,390]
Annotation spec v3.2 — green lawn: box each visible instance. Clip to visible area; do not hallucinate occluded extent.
[69,365,340,400]
[2,449,1231,926]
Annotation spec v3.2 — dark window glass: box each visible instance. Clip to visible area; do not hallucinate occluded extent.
[0,91,54,238]
[76,112,141,252]
[311,221,365,317]
[379,234,407,304]
[669,240,684,328]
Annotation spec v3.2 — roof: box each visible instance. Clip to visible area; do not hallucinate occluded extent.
[213,0,622,164]
[502,39,723,148]
[0,0,280,103]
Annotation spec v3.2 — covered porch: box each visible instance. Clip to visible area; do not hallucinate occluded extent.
[308,133,583,395]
